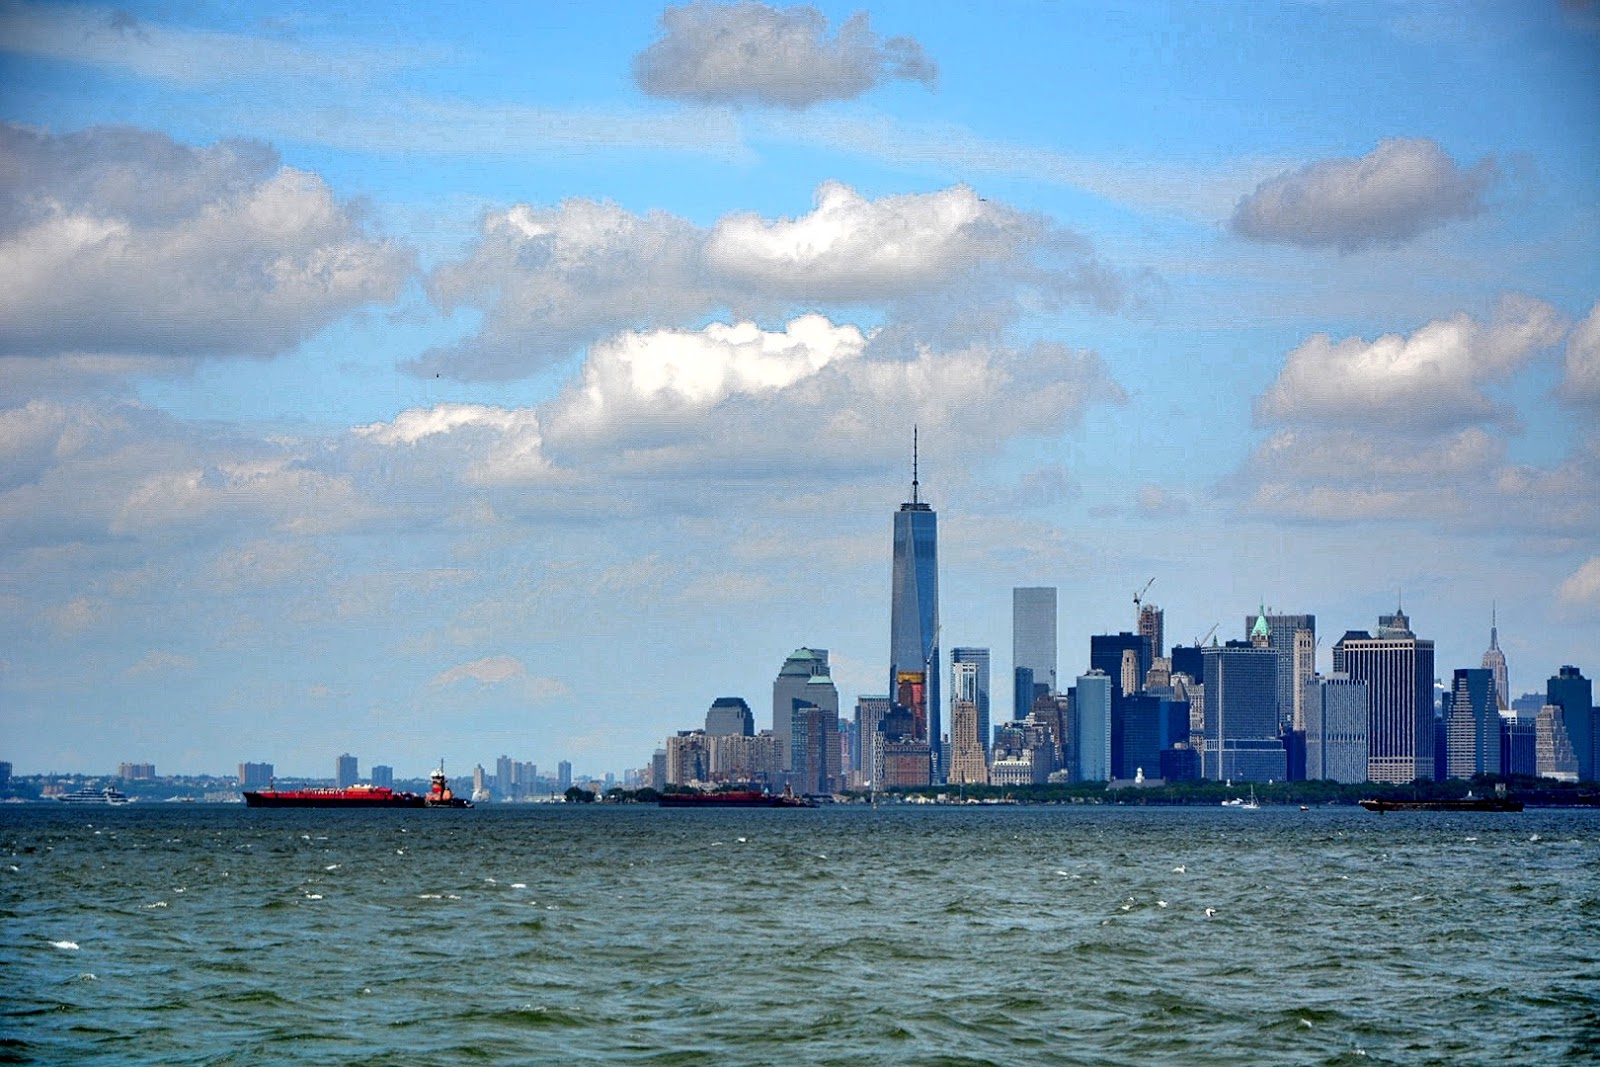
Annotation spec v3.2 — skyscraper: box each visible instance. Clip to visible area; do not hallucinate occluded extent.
[947,660,989,785]
[773,648,831,755]
[336,753,358,789]
[1303,674,1369,783]
[705,697,754,737]
[1137,603,1165,660]
[1545,666,1594,782]
[1201,642,1285,782]
[1446,668,1500,779]
[950,647,991,756]
[890,432,940,775]
[1075,671,1111,782]
[1481,607,1509,712]
[1090,632,1152,698]
[1244,610,1316,730]
[1333,607,1435,784]
[1013,587,1057,717]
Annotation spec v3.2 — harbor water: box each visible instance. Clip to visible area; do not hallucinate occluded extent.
[3,804,1597,1065]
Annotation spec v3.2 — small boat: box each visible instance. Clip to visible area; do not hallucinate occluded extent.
[1240,787,1260,810]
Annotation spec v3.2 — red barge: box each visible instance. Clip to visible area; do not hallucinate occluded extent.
[244,765,472,808]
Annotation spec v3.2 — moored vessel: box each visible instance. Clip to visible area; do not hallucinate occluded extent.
[1359,795,1523,813]
[658,788,816,808]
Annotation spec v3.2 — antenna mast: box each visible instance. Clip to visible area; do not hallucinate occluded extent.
[912,425,920,505]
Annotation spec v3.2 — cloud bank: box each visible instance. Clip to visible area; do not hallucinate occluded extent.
[633,2,936,107]
[0,124,412,360]
[418,181,1119,380]
[1231,138,1496,251]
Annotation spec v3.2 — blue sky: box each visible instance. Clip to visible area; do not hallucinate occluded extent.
[2,0,1597,779]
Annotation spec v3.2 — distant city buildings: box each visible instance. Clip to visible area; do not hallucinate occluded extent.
[1444,668,1501,780]
[1201,641,1285,782]
[238,762,273,788]
[1481,608,1509,712]
[370,765,394,788]
[949,647,991,761]
[1546,666,1594,782]
[118,762,156,780]
[947,659,989,785]
[335,753,358,789]
[706,697,754,737]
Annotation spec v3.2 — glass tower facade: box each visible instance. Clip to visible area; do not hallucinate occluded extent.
[1013,587,1057,715]
[890,439,940,776]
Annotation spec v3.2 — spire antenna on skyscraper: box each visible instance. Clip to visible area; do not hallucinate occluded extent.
[912,424,919,505]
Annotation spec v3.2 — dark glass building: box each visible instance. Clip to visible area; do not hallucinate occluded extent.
[1546,666,1594,781]
[890,435,940,776]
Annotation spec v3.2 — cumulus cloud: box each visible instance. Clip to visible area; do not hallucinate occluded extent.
[1556,556,1600,615]
[0,123,412,360]
[633,2,935,107]
[353,403,557,486]
[1255,294,1563,431]
[419,182,1119,380]
[1231,138,1496,251]
[1559,300,1600,405]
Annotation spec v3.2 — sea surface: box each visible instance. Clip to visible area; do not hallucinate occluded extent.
[2,803,1597,1066]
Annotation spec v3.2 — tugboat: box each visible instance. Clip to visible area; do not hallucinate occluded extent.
[423,763,472,808]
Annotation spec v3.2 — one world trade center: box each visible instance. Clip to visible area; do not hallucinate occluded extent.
[889,430,940,780]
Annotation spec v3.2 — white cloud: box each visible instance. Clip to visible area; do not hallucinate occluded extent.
[420,181,1120,380]
[1255,294,1563,430]
[1555,556,1600,615]
[1136,484,1191,519]
[1559,299,1600,405]
[1231,138,1496,251]
[353,403,557,487]
[0,123,412,360]
[633,2,935,107]
[552,314,867,431]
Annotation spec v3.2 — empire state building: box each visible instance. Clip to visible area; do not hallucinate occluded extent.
[889,430,940,776]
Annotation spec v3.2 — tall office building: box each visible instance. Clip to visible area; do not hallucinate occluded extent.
[890,432,940,774]
[1090,632,1152,698]
[1075,671,1112,782]
[1333,607,1435,784]
[1137,604,1165,660]
[1545,666,1594,782]
[1481,607,1509,712]
[336,753,358,789]
[854,695,892,787]
[1013,587,1057,716]
[773,648,831,755]
[791,698,840,795]
[1244,610,1316,730]
[950,647,991,757]
[1303,674,1369,783]
[1201,642,1285,781]
[557,760,572,791]
[947,660,989,785]
[706,697,755,737]
[1446,668,1500,779]
[370,765,394,789]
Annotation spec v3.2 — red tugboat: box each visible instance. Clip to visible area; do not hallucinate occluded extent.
[243,764,473,808]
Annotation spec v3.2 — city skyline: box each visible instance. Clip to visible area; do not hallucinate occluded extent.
[1,2,1596,778]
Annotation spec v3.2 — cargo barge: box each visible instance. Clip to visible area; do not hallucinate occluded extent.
[244,765,472,808]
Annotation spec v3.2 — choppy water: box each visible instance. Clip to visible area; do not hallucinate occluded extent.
[2,804,1597,1066]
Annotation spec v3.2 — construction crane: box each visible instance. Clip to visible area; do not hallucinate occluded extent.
[1132,577,1155,615]
[1193,623,1219,647]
